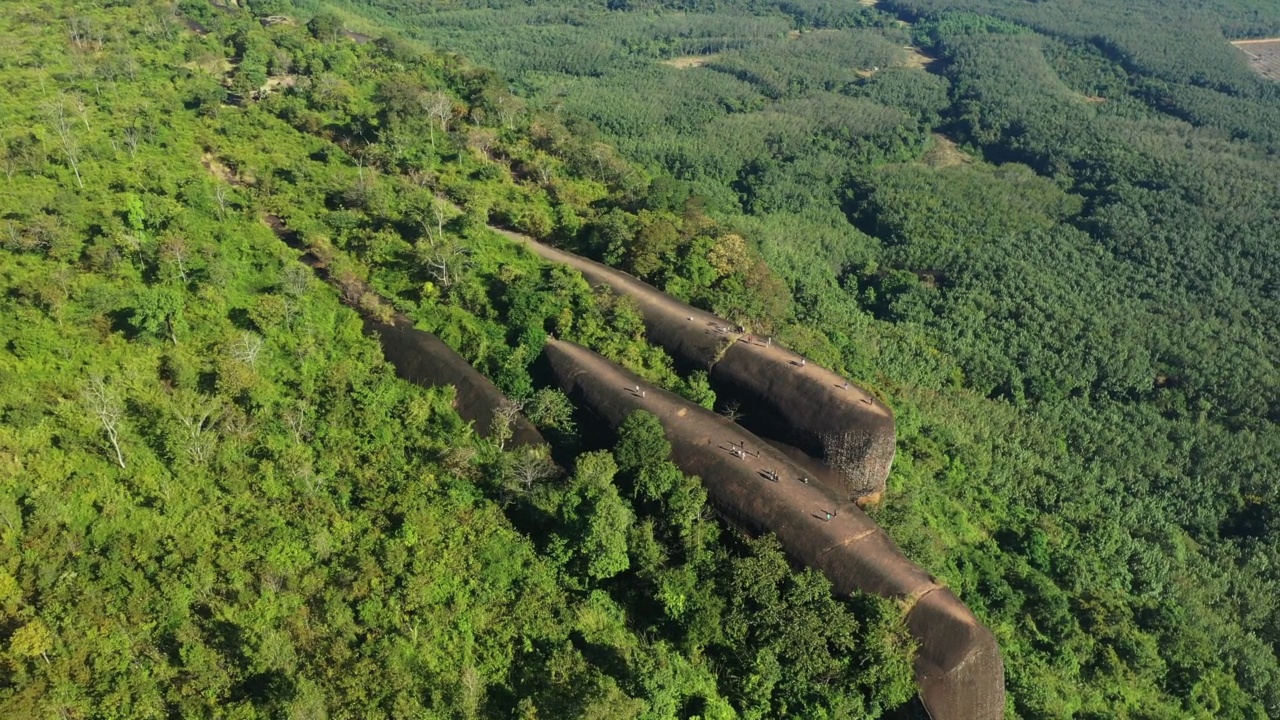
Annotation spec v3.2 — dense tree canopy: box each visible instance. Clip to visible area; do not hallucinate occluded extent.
[6,0,1280,715]
[325,0,1280,715]
[0,2,917,717]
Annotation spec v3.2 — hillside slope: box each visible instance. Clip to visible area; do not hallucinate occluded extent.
[0,2,923,718]
[328,0,1280,715]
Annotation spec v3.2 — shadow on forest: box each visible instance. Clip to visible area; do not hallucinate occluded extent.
[106,307,140,339]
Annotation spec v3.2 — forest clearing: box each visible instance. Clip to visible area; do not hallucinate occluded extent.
[1232,37,1280,80]
[661,54,717,69]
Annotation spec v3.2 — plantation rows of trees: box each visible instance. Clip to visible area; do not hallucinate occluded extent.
[0,2,921,718]
[321,0,1280,715]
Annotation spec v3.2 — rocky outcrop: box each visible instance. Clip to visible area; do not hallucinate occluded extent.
[264,215,543,448]
[542,338,1004,720]
[366,317,544,447]
[500,230,894,498]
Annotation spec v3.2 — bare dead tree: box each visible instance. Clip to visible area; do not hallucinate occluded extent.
[459,666,483,719]
[68,17,91,51]
[442,445,479,477]
[228,332,264,367]
[121,126,140,159]
[159,235,191,282]
[44,96,84,188]
[720,401,746,423]
[490,399,525,450]
[72,95,91,131]
[220,406,257,444]
[213,183,229,219]
[416,197,451,248]
[418,239,469,290]
[82,376,126,468]
[172,390,221,466]
[119,231,145,265]
[508,450,558,494]
[281,263,310,299]
[421,91,453,150]
[282,402,312,444]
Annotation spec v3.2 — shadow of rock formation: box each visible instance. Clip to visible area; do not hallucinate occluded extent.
[500,230,894,498]
[542,338,1003,720]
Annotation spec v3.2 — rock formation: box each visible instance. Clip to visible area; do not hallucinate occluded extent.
[366,317,545,447]
[542,338,1004,720]
[266,215,543,447]
[501,230,894,498]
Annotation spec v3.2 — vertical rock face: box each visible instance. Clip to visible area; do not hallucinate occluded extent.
[542,339,1004,720]
[709,341,897,498]
[908,589,1007,720]
[366,318,545,447]
[502,230,895,498]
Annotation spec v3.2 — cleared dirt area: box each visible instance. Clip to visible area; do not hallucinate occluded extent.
[921,133,973,168]
[661,54,717,69]
[902,45,937,70]
[201,152,245,185]
[1233,38,1280,81]
[260,74,297,95]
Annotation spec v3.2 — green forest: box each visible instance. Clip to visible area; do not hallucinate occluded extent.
[2,0,1279,718]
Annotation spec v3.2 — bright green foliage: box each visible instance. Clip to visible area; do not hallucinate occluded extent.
[0,1,918,717]
[329,0,1280,715]
[558,452,634,582]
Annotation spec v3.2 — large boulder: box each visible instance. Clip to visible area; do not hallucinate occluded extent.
[507,231,894,497]
[542,339,1003,719]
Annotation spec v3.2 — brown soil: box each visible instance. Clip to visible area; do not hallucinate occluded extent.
[341,29,375,44]
[185,56,233,79]
[661,55,717,69]
[180,16,209,35]
[260,74,297,96]
[1232,38,1280,81]
[901,46,937,70]
[201,152,246,186]
[545,339,1004,720]
[921,134,972,168]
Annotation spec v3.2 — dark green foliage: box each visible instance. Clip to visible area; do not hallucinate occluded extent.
[329,0,1280,714]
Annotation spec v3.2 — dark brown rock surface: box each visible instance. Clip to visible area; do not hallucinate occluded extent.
[366,317,545,448]
[501,230,894,497]
[542,339,1004,720]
